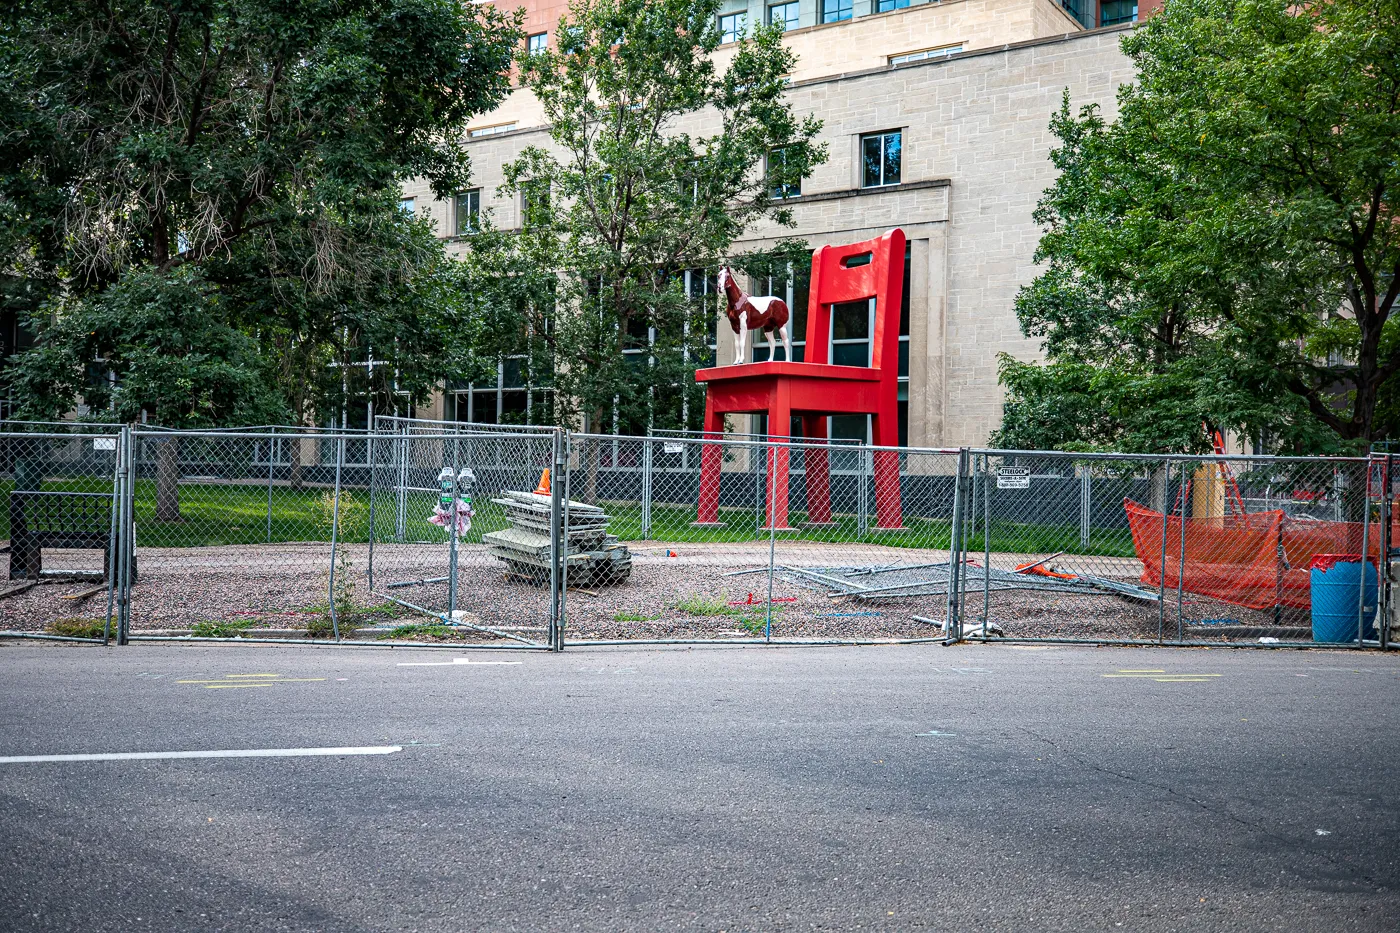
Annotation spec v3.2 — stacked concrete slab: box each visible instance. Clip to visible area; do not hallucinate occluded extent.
[483,491,632,585]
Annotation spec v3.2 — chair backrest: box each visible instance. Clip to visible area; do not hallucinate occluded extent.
[802,228,905,377]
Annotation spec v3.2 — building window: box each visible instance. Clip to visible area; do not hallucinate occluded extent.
[522,181,550,228]
[718,12,746,43]
[876,0,910,10]
[860,130,901,188]
[1099,0,1137,25]
[822,0,852,23]
[889,44,962,65]
[769,1,799,30]
[767,147,800,199]
[455,189,480,235]
[469,122,517,138]
[398,197,416,216]
[527,32,547,54]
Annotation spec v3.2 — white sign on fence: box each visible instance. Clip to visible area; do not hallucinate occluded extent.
[92,438,117,451]
[997,466,1031,489]
[663,442,684,454]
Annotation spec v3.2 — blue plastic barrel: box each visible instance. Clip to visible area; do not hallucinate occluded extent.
[1309,555,1379,643]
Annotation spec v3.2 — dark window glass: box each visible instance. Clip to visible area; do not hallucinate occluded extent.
[877,0,910,10]
[455,189,480,235]
[861,131,901,187]
[1099,0,1136,25]
[768,147,800,199]
[527,32,547,54]
[832,301,869,340]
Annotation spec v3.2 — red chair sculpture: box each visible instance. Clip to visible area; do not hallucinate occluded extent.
[695,228,906,530]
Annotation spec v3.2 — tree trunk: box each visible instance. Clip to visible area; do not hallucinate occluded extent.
[289,437,303,490]
[155,438,182,522]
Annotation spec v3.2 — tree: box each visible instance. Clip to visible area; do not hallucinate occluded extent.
[997,0,1400,454]
[483,0,826,433]
[1,0,519,515]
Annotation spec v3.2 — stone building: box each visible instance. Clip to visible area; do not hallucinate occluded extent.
[399,1,1141,446]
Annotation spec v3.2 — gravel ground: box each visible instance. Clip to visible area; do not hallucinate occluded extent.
[0,540,1359,645]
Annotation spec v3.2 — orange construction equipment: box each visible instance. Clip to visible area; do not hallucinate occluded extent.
[533,469,551,496]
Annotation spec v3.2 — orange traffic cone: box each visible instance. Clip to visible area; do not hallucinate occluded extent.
[533,468,551,496]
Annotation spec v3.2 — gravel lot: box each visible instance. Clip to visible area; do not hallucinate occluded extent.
[0,538,1330,645]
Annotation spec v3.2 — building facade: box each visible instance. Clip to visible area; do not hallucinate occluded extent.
[400,2,1141,446]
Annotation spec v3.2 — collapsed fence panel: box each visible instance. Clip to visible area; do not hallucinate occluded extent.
[558,433,963,645]
[0,431,122,643]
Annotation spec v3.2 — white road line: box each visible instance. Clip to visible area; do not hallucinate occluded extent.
[0,746,402,765]
[397,658,524,667]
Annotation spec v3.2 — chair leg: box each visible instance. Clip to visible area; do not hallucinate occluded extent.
[696,404,725,525]
[802,416,832,524]
[765,397,793,530]
[872,412,903,529]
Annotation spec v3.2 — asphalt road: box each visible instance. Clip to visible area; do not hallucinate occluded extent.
[1,641,1397,932]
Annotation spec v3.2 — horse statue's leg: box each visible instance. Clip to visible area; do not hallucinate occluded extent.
[734,323,747,365]
[766,327,778,361]
[779,322,792,361]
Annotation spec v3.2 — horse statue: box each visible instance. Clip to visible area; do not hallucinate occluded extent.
[718,266,792,365]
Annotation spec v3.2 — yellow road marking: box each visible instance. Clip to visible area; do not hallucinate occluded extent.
[177,677,326,686]
[1102,673,1222,679]
[224,673,281,678]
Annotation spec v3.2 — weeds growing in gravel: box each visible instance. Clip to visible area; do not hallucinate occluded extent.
[191,619,257,638]
[613,611,663,623]
[47,617,107,639]
[737,615,767,636]
[674,595,741,617]
[377,623,468,640]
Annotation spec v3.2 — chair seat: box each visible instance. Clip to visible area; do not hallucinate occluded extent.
[694,361,881,384]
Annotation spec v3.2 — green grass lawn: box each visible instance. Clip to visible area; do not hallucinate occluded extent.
[0,479,1138,558]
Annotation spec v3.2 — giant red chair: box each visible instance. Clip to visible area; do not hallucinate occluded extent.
[695,228,905,530]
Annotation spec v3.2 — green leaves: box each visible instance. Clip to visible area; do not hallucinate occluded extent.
[2,0,521,426]
[1007,0,1400,453]
[483,0,827,431]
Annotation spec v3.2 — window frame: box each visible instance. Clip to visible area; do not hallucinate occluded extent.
[398,196,416,216]
[455,189,481,236]
[768,1,800,30]
[889,44,963,65]
[718,12,746,44]
[766,147,801,200]
[859,129,902,189]
[527,32,547,54]
[821,0,852,23]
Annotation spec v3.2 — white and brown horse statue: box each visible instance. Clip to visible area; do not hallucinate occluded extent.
[718,266,792,365]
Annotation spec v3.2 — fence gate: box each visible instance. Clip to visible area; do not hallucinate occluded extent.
[0,428,123,644]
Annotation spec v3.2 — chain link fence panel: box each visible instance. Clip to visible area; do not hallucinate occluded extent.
[955,450,1391,648]
[0,430,121,643]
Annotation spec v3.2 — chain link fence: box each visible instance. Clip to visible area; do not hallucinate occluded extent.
[1,423,1393,652]
[953,450,1393,649]
[0,429,121,643]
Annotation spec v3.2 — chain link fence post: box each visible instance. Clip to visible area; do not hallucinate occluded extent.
[943,447,968,643]
[549,428,565,652]
[327,434,344,643]
[117,424,134,646]
[641,438,653,541]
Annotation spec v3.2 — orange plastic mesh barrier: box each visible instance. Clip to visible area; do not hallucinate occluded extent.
[1123,499,1383,610]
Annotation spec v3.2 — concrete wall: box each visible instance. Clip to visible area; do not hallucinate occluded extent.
[408,25,1138,446]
